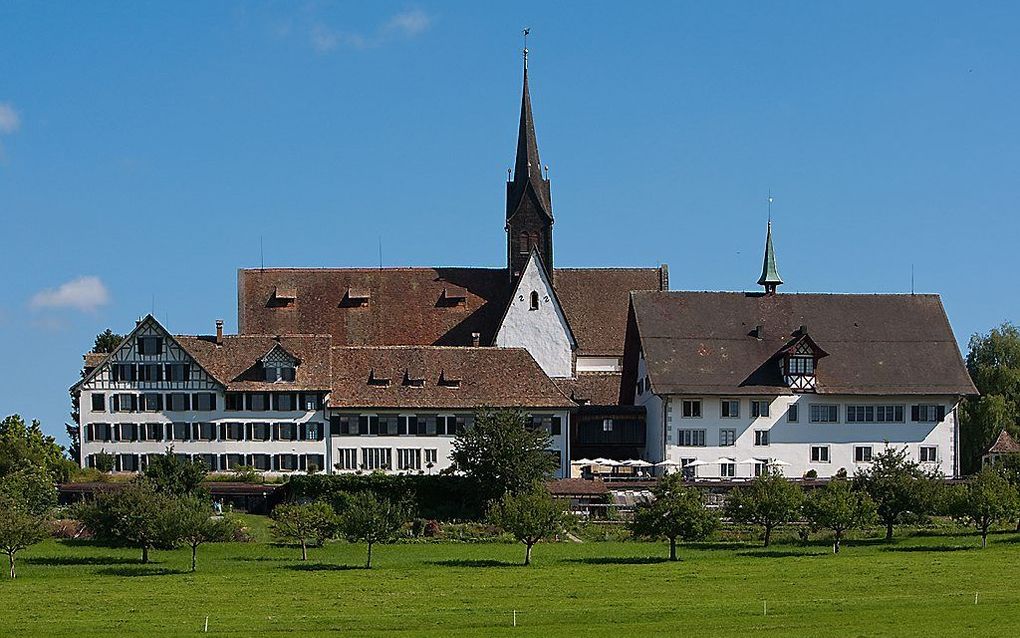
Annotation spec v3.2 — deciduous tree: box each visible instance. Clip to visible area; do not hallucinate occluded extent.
[488,487,571,566]
[175,497,235,572]
[960,322,1020,473]
[451,409,557,503]
[853,445,938,541]
[950,467,1020,548]
[75,482,181,563]
[630,473,717,560]
[337,492,408,568]
[802,478,876,553]
[142,447,208,497]
[0,495,49,579]
[724,470,803,547]
[0,465,57,516]
[0,414,75,483]
[271,502,337,561]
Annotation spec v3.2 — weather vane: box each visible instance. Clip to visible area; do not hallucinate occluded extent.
[767,189,774,222]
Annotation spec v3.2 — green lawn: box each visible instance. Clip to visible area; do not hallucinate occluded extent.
[3,520,1020,637]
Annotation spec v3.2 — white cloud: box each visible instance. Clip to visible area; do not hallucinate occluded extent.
[0,103,19,134]
[30,276,110,313]
[384,9,431,37]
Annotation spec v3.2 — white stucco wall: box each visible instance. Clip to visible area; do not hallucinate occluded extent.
[652,393,960,478]
[494,254,574,378]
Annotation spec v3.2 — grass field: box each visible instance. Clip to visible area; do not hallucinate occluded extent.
[3,517,1020,637]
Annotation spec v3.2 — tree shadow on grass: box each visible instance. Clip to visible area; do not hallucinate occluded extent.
[880,545,975,553]
[97,566,186,577]
[737,549,823,558]
[284,563,367,572]
[563,556,670,566]
[429,559,519,568]
[235,556,292,563]
[685,541,753,551]
[25,556,137,567]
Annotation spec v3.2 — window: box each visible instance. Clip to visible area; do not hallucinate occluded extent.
[246,393,268,411]
[165,363,190,382]
[912,405,946,423]
[809,405,839,423]
[437,415,457,436]
[195,422,216,442]
[846,406,874,423]
[602,419,613,432]
[721,399,740,418]
[90,423,112,442]
[222,422,245,441]
[250,423,271,441]
[720,463,735,477]
[301,393,322,411]
[424,449,438,466]
[138,364,162,382]
[530,291,539,310]
[167,393,189,412]
[119,423,139,442]
[810,445,830,463]
[264,365,296,382]
[397,448,421,471]
[273,393,296,411]
[194,454,218,471]
[362,447,392,471]
[876,406,905,423]
[751,400,770,418]
[682,400,702,418]
[719,429,736,447]
[137,336,163,356]
[113,363,136,382]
[172,422,190,441]
[118,454,140,472]
[274,422,298,442]
[142,393,163,412]
[112,394,138,413]
[359,415,379,435]
[303,422,324,441]
[398,415,418,436]
[754,430,770,446]
[304,454,325,473]
[276,454,299,472]
[335,449,358,470]
[753,461,769,477]
[225,393,244,411]
[788,355,814,375]
[920,446,938,463]
[91,394,105,412]
[193,393,216,411]
[144,423,163,441]
[551,416,562,437]
[855,446,873,463]
[788,403,799,423]
[251,454,272,471]
[677,429,706,447]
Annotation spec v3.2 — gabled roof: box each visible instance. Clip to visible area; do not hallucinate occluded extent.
[177,335,332,391]
[495,248,577,348]
[630,291,977,396]
[238,266,666,358]
[329,346,575,409]
[987,430,1020,455]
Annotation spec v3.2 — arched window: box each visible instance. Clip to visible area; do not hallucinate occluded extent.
[530,291,539,310]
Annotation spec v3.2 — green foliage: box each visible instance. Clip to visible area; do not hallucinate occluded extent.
[337,492,410,568]
[92,329,125,354]
[75,482,183,563]
[271,502,337,561]
[0,494,49,579]
[450,409,558,503]
[724,470,803,547]
[174,497,237,571]
[0,465,57,516]
[92,450,116,473]
[853,445,939,540]
[487,487,572,565]
[0,414,76,483]
[630,474,717,560]
[141,447,208,497]
[961,322,1020,473]
[949,467,1020,547]
[288,473,485,521]
[802,478,876,553]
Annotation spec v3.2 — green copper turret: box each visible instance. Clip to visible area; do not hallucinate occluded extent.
[757,221,783,294]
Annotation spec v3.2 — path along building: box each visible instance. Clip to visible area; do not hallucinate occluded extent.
[71,53,976,479]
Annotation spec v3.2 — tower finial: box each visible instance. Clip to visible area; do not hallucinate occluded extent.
[767,189,773,223]
[522,27,530,70]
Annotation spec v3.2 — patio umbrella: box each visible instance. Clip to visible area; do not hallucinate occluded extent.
[655,460,681,466]
[571,458,595,466]
[592,458,620,466]
[737,458,763,465]
[684,460,710,467]
[767,459,791,466]
[714,457,737,465]
[622,459,654,467]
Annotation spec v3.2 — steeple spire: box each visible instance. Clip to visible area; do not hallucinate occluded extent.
[758,218,783,294]
[514,46,542,185]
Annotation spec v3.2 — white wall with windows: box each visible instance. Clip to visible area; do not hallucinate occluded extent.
[652,393,960,478]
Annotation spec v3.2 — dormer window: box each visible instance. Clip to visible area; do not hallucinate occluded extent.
[259,343,299,383]
[438,370,461,388]
[440,286,467,307]
[138,336,163,356]
[368,370,390,387]
[787,355,815,376]
[344,287,371,307]
[265,366,296,382]
[403,370,425,387]
[271,287,297,308]
[779,333,828,393]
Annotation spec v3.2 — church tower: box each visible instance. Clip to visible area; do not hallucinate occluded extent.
[506,46,553,280]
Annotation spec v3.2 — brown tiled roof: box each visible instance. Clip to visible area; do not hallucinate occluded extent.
[987,430,1020,455]
[84,353,106,368]
[176,335,333,391]
[630,291,977,396]
[329,346,575,409]
[547,478,608,496]
[238,266,665,357]
[555,373,624,406]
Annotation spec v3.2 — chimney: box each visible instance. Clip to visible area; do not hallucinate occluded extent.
[215,320,224,346]
[799,324,809,336]
[753,325,764,340]
[471,332,481,347]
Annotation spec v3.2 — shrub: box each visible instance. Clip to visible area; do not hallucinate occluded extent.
[288,474,485,521]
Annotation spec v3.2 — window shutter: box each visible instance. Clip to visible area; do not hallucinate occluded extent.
[299,455,307,471]
[111,365,120,382]
[936,405,946,421]
[911,405,920,422]
[86,424,95,443]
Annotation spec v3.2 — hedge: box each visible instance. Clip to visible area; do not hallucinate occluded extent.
[286,474,486,521]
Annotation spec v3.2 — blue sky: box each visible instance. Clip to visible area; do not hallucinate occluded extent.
[1,2,1017,443]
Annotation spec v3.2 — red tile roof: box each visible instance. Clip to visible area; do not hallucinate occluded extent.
[176,334,333,391]
[237,266,666,357]
[987,430,1020,455]
[329,346,575,409]
[555,373,624,406]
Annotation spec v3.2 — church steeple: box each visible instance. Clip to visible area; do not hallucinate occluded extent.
[506,38,554,280]
[757,220,783,294]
